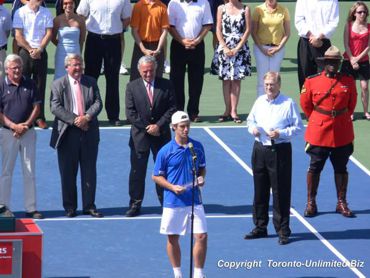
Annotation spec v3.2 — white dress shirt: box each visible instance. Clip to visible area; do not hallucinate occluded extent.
[294,0,339,39]
[12,5,53,48]
[168,0,213,40]
[77,0,132,35]
[247,93,303,145]
[0,6,11,47]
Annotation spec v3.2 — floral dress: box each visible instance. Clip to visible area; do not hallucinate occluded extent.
[211,5,251,80]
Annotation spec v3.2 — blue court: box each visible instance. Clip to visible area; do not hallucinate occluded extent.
[6,127,370,278]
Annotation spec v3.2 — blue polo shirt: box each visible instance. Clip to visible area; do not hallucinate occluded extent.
[0,76,40,125]
[153,137,206,208]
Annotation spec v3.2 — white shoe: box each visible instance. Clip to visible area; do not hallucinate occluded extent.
[164,60,170,74]
[120,64,129,75]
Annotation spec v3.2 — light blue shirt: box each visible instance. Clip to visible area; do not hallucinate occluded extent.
[247,92,303,145]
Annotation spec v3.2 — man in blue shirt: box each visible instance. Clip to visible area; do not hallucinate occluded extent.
[152,111,207,278]
[245,72,303,245]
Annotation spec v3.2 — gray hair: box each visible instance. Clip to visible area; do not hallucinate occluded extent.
[264,71,281,85]
[4,54,23,69]
[64,53,84,68]
[137,55,157,71]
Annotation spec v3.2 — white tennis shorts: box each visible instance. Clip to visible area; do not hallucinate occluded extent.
[160,205,207,235]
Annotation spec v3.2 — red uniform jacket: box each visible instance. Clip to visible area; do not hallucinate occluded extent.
[300,71,357,147]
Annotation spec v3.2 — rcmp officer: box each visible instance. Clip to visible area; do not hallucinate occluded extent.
[300,46,357,218]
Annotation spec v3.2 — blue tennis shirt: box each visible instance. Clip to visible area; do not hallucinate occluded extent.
[153,137,206,208]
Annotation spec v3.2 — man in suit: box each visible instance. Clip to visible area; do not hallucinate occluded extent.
[125,55,176,217]
[50,53,103,218]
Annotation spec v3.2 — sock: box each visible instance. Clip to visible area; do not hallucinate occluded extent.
[194,267,205,278]
[173,267,182,278]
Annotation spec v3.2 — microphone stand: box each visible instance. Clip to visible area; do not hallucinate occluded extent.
[189,153,197,278]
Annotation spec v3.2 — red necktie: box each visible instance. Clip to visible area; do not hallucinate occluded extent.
[74,80,85,116]
[146,82,153,106]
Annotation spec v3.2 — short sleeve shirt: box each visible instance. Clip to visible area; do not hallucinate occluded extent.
[130,0,169,42]
[12,5,53,48]
[0,6,12,46]
[77,0,132,34]
[0,77,41,124]
[252,3,290,45]
[153,137,206,208]
[168,0,213,39]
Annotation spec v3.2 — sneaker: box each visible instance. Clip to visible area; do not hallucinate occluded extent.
[25,211,44,219]
[164,60,170,74]
[120,64,129,75]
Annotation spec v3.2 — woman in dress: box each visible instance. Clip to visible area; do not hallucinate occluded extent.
[251,0,290,97]
[342,1,370,120]
[52,0,86,80]
[211,0,251,123]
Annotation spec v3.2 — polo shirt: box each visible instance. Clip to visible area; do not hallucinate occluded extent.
[130,0,169,42]
[0,76,41,124]
[77,0,132,35]
[0,6,11,47]
[168,0,213,40]
[252,3,290,46]
[153,137,206,208]
[12,5,53,48]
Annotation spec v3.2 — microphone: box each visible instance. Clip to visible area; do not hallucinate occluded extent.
[188,142,197,161]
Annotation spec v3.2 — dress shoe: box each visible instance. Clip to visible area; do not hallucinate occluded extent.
[25,211,44,219]
[65,209,77,218]
[36,119,48,129]
[83,209,103,218]
[278,235,289,245]
[244,229,268,240]
[125,206,141,217]
[190,115,202,123]
[109,119,122,126]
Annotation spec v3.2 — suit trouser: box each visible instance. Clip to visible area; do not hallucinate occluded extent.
[57,127,99,211]
[84,32,121,121]
[251,141,292,237]
[253,44,285,97]
[297,37,331,89]
[129,41,164,81]
[19,48,48,121]
[128,140,166,207]
[170,39,205,117]
[0,128,37,212]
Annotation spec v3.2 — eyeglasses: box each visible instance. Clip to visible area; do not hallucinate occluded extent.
[356,11,367,15]
[8,66,22,71]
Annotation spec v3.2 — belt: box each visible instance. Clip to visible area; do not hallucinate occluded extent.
[313,106,348,117]
[264,43,278,47]
[0,44,6,51]
[88,32,121,39]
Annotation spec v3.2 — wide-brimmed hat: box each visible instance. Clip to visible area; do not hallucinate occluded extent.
[171,111,190,125]
[317,45,342,61]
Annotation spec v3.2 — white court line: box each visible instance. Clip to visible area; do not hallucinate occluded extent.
[203,127,366,278]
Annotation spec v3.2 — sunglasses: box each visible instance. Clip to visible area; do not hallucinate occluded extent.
[356,11,367,15]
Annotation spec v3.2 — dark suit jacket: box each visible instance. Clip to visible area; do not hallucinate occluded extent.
[49,74,102,149]
[125,77,176,152]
